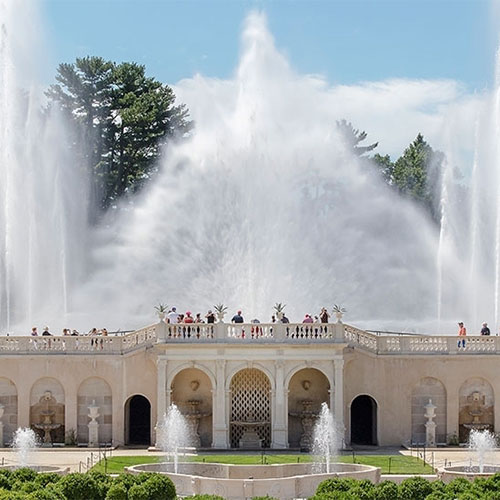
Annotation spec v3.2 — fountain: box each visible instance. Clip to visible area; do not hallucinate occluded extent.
[0,427,68,474]
[312,402,338,474]
[156,404,189,473]
[231,410,270,449]
[288,399,319,450]
[184,399,211,448]
[439,429,500,482]
[33,410,61,445]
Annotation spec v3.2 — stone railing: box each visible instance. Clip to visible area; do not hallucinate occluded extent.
[0,325,157,355]
[343,324,500,355]
[160,322,341,343]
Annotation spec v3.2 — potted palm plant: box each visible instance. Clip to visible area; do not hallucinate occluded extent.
[154,303,168,321]
[332,304,346,322]
[214,304,228,323]
[273,302,286,321]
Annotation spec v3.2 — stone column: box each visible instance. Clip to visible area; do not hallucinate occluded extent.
[0,404,4,447]
[271,360,288,448]
[156,358,167,423]
[334,359,345,448]
[212,360,229,448]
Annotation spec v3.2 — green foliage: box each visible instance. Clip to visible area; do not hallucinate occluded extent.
[316,478,359,493]
[252,497,279,500]
[398,476,434,500]
[26,485,65,500]
[337,119,379,157]
[105,483,128,500]
[12,468,38,483]
[57,473,103,500]
[373,480,399,500]
[141,474,176,500]
[0,473,10,491]
[0,488,25,499]
[47,56,192,213]
[128,483,149,500]
[34,473,62,488]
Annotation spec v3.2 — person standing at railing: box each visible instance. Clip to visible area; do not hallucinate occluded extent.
[480,322,491,336]
[320,307,330,323]
[31,327,38,336]
[231,310,244,323]
[205,310,216,323]
[458,322,466,348]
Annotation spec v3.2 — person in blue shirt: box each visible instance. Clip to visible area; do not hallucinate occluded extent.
[231,310,244,323]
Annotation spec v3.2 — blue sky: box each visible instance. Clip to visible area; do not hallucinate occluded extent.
[40,0,495,90]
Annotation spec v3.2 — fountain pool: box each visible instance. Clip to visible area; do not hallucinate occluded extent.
[126,462,380,499]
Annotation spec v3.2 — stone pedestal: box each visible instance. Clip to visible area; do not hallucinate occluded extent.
[239,427,263,449]
[424,399,437,447]
[88,402,100,447]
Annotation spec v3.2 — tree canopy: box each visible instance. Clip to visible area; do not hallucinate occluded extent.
[47,56,193,213]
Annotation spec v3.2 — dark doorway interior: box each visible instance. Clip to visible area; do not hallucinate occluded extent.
[351,395,377,445]
[126,395,151,445]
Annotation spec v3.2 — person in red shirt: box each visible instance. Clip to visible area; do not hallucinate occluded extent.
[184,311,194,324]
[458,322,466,348]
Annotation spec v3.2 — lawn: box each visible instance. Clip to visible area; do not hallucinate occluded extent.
[92,453,432,474]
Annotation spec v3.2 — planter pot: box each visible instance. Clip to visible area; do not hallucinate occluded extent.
[216,312,225,323]
[335,312,343,322]
[157,312,166,321]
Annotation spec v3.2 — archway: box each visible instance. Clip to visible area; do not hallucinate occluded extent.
[287,368,330,449]
[171,367,213,447]
[351,395,377,445]
[125,395,151,445]
[230,368,271,448]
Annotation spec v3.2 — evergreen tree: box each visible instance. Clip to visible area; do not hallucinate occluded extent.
[47,56,193,213]
[336,119,378,157]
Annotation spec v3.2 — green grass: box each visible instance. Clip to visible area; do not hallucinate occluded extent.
[92,453,432,475]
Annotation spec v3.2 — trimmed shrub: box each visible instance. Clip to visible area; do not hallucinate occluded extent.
[106,483,128,500]
[0,489,25,500]
[374,480,399,500]
[310,492,362,500]
[446,477,472,496]
[316,478,358,494]
[128,483,149,500]
[0,475,10,491]
[12,467,38,483]
[26,486,66,500]
[34,473,62,487]
[398,476,434,500]
[57,473,102,500]
[113,473,139,491]
[142,474,176,500]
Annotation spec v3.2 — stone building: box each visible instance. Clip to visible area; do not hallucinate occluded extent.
[0,321,497,448]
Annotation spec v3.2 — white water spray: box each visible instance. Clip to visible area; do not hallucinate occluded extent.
[468,429,496,474]
[156,404,189,474]
[312,402,338,474]
[12,427,38,468]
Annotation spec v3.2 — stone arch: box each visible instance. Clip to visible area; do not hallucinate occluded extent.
[350,394,377,446]
[30,377,65,444]
[459,377,494,442]
[169,362,217,391]
[284,364,332,390]
[411,377,447,445]
[77,377,112,445]
[230,368,271,448]
[124,394,151,445]
[226,363,275,392]
[287,368,330,449]
[0,377,17,445]
[171,367,213,447]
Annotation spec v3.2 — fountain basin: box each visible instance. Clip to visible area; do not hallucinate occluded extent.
[126,462,380,499]
[0,465,69,474]
[438,465,500,483]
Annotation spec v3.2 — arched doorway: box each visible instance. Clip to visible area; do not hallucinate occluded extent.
[230,368,271,448]
[351,395,377,445]
[125,395,151,445]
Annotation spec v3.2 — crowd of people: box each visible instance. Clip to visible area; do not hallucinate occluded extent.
[162,306,333,325]
[30,326,109,337]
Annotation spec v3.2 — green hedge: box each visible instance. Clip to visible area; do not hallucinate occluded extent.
[0,470,175,500]
[313,474,500,500]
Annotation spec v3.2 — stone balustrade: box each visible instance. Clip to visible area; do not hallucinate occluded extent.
[1,321,499,355]
[0,325,157,354]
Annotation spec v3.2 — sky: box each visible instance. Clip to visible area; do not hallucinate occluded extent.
[40,0,497,91]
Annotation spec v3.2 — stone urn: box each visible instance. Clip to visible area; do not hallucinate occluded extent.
[157,311,166,321]
[216,312,226,323]
[335,311,343,322]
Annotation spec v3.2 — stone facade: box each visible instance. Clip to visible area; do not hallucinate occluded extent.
[0,321,498,448]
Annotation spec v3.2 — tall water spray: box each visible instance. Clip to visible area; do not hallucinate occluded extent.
[156,404,189,474]
[1,7,497,333]
[312,402,338,474]
[0,0,88,333]
[12,428,38,468]
[468,429,496,474]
